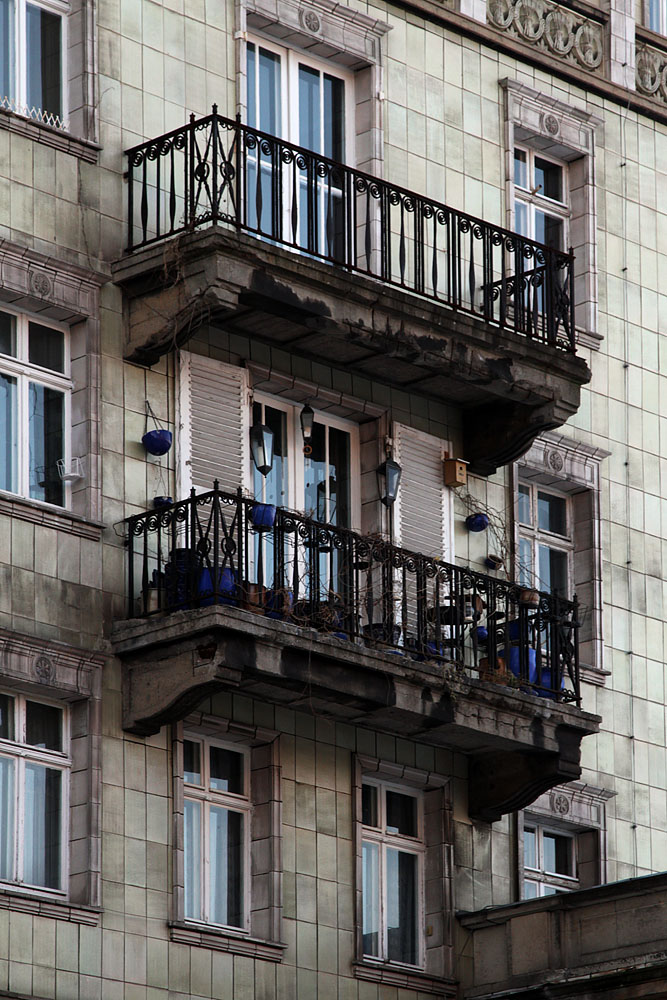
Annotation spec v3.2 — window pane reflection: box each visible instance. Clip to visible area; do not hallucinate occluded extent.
[24,763,61,889]
[26,5,62,119]
[0,374,17,494]
[0,756,14,881]
[29,382,64,506]
[362,840,379,956]
[209,807,243,927]
[386,848,418,965]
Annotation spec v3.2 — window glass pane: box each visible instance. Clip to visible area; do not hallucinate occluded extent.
[542,884,559,895]
[544,832,572,876]
[538,545,568,595]
[299,64,321,152]
[386,848,418,965]
[29,382,64,506]
[362,840,379,956]
[0,0,13,101]
[386,790,417,837]
[183,740,201,785]
[362,784,378,827]
[514,149,527,189]
[524,827,537,869]
[518,484,531,525]
[534,157,563,202]
[649,0,664,30]
[209,807,244,927]
[209,746,244,794]
[328,426,350,528]
[0,756,14,881]
[515,200,529,238]
[518,537,533,588]
[258,45,280,135]
[0,312,16,357]
[524,880,538,899]
[29,322,64,373]
[0,373,17,494]
[254,405,288,507]
[534,210,563,250]
[183,799,202,919]
[247,43,256,128]
[0,695,14,740]
[26,701,62,751]
[323,73,345,162]
[537,492,567,535]
[26,5,62,120]
[24,763,61,889]
[304,420,326,520]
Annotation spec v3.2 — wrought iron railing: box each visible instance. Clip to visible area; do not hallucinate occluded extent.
[125,109,576,352]
[124,487,581,705]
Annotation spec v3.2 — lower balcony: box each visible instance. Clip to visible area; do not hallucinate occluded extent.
[111,487,599,821]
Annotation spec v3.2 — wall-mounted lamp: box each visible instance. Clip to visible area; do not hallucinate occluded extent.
[250,421,274,476]
[377,458,402,506]
[300,403,315,442]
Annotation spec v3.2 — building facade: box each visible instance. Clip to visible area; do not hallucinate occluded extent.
[0,0,666,997]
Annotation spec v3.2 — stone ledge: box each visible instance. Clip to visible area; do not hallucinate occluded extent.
[0,108,100,163]
[170,922,286,961]
[0,492,104,541]
[0,889,101,925]
[353,961,457,997]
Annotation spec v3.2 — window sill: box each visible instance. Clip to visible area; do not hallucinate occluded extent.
[0,492,104,540]
[169,922,286,962]
[0,108,100,163]
[353,961,457,997]
[0,888,100,925]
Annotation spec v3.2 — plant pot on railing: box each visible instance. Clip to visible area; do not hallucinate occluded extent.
[251,504,277,531]
[198,566,238,607]
[165,550,238,610]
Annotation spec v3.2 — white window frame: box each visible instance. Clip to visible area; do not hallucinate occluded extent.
[1,0,69,128]
[182,733,252,933]
[523,820,578,897]
[246,33,356,165]
[0,305,72,509]
[0,692,70,898]
[251,391,361,532]
[513,146,569,251]
[517,481,573,597]
[360,777,425,970]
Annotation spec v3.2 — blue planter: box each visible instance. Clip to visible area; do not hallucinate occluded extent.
[465,513,489,532]
[251,503,277,530]
[153,495,173,508]
[142,429,173,456]
[198,566,238,607]
[501,645,537,683]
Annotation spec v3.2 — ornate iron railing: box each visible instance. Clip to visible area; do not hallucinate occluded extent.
[125,487,581,705]
[125,109,576,352]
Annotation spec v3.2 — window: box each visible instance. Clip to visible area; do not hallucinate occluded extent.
[0,307,71,508]
[518,482,572,596]
[0,0,67,128]
[0,693,69,895]
[252,395,356,529]
[183,736,250,930]
[172,721,283,960]
[523,821,577,897]
[647,0,667,32]
[245,36,353,255]
[513,147,568,251]
[361,780,423,968]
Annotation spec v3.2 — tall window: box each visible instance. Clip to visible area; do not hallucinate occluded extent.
[0,693,69,893]
[245,37,352,256]
[523,821,578,897]
[361,780,423,968]
[0,308,70,507]
[513,148,568,251]
[518,482,572,596]
[0,0,66,127]
[182,736,250,930]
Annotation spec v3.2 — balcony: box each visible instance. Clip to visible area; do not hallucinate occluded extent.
[114,111,591,475]
[111,488,599,821]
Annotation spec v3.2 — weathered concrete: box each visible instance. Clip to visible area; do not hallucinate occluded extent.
[112,226,591,475]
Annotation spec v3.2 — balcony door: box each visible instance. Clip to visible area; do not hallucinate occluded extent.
[245,37,352,258]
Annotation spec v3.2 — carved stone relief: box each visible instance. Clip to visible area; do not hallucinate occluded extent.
[636,43,667,101]
[488,0,603,72]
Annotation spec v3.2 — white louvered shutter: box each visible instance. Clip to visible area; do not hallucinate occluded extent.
[394,423,453,560]
[178,352,249,495]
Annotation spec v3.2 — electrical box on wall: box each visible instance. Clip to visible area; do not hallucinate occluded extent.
[444,458,468,488]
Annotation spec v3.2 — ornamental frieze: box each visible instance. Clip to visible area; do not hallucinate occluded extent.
[636,43,667,101]
[487,0,604,72]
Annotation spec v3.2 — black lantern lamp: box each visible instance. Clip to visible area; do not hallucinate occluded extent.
[300,403,315,442]
[250,421,275,476]
[377,458,402,506]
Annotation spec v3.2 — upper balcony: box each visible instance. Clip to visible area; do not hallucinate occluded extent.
[111,487,599,822]
[113,110,591,475]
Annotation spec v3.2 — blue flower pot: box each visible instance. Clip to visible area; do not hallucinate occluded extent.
[153,495,173,508]
[251,503,277,530]
[142,429,173,456]
[465,513,489,532]
[198,566,238,607]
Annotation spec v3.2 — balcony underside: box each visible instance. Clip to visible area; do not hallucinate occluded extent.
[112,227,591,475]
[112,605,599,822]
